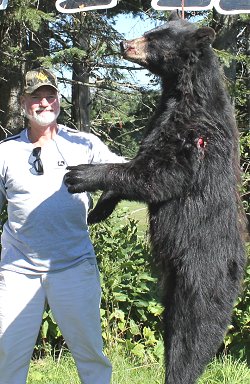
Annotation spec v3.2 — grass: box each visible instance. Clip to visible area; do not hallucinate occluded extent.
[91,194,148,234]
[27,347,250,384]
[116,200,148,234]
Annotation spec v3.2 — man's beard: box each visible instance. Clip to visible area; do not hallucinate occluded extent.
[25,108,60,126]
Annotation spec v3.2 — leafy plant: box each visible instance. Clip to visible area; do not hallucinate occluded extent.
[223,244,250,364]
[240,130,250,226]
[90,210,164,361]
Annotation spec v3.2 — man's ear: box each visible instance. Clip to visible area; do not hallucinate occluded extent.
[195,27,216,46]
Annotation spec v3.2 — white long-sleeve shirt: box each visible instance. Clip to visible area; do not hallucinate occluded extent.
[0,124,123,274]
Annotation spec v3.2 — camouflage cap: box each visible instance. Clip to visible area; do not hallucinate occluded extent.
[24,67,58,94]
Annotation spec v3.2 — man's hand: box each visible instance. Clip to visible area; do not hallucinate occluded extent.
[65,164,106,194]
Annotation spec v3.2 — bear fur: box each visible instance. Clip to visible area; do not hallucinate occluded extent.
[65,13,246,384]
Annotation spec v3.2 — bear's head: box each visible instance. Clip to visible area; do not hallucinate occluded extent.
[120,12,215,78]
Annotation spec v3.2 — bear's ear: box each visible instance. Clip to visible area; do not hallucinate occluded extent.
[168,10,181,21]
[194,27,216,46]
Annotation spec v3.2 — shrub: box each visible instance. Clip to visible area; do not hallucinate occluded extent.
[90,210,164,361]
[223,244,250,364]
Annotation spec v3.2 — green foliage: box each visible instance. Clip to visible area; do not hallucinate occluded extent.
[34,308,64,358]
[223,245,250,364]
[0,2,56,77]
[240,131,250,221]
[90,211,164,361]
[40,47,87,66]
[91,89,159,158]
[215,49,250,70]
[13,6,54,31]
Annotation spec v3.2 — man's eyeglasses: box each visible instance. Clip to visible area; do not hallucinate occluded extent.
[29,147,44,175]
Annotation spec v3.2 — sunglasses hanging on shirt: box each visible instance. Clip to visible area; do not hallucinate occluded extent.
[28,147,44,175]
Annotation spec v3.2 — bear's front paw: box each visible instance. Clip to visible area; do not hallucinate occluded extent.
[88,203,116,224]
[87,190,121,224]
[65,164,102,193]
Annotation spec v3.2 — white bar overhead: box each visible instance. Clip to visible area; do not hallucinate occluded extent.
[151,0,250,14]
[55,0,118,13]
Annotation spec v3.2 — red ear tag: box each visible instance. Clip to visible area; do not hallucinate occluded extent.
[198,138,204,147]
[196,137,207,159]
[197,137,207,148]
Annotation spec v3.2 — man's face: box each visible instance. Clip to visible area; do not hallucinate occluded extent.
[22,86,60,126]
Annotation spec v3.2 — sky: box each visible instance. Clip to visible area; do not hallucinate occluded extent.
[114,12,159,39]
[112,13,160,87]
[58,13,160,96]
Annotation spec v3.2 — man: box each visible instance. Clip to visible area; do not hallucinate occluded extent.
[0,67,123,384]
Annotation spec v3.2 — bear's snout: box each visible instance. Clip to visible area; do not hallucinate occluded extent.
[120,38,147,65]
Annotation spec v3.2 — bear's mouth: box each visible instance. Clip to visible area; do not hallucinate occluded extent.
[120,38,147,66]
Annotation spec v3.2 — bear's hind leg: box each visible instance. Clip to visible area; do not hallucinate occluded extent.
[162,273,236,384]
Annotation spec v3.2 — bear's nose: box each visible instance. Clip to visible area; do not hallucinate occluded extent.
[120,40,135,56]
[120,41,126,54]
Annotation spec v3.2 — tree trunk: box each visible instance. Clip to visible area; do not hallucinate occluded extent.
[0,67,24,140]
[72,60,91,132]
[71,15,91,133]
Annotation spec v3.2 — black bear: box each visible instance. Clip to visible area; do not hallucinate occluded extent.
[65,12,246,384]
